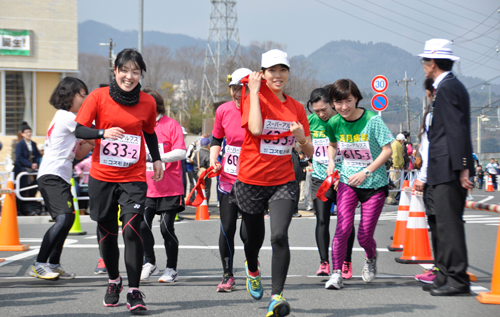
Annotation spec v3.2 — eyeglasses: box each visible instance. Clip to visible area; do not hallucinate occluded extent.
[420,58,431,65]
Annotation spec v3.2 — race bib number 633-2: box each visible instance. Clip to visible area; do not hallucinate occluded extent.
[100,134,141,168]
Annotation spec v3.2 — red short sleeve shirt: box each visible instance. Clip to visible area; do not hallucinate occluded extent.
[75,87,157,183]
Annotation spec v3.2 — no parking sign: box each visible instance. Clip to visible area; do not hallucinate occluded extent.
[371,75,389,113]
[371,94,388,112]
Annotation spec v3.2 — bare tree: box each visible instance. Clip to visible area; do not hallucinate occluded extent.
[142,44,174,92]
[77,53,109,91]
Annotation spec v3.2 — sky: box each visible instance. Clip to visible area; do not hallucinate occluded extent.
[78,0,500,84]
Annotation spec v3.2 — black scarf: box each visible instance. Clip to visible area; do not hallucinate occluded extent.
[109,78,141,106]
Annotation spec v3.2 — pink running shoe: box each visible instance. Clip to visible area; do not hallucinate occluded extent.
[342,261,353,279]
[217,275,236,292]
[415,267,438,284]
[316,262,330,276]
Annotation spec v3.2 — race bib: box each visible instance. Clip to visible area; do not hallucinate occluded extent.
[223,145,240,176]
[100,134,141,168]
[146,144,165,171]
[260,119,295,156]
[338,141,373,167]
[313,138,328,164]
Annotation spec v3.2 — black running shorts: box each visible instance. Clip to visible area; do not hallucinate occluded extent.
[88,175,147,222]
[232,180,298,215]
[311,177,337,204]
[38,175,74,219]
[145,195,185,214]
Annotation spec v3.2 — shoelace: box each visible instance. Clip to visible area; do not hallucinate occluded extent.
[131,291,146,299]
[222,276,232,284]
[342,262,351,273]
[250,277,261,290]
[272,293,286,303]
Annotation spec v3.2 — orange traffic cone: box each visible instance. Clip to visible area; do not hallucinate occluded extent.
[486,175,494,192]
[195,183,210,221]
[395,190,434,264]
[388,182,411,251]
[477,216,500,304]
[0,180,29,251]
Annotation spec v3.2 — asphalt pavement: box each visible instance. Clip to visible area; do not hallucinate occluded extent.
[0,189,499,316]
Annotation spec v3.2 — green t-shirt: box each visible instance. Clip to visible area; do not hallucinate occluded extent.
[325,109,394,189]
[308,113,342,180]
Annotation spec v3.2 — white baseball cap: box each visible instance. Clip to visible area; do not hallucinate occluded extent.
[396,133,406,141]
[418,39,460,61]
[228,68,252,86]
[261,49,290,68]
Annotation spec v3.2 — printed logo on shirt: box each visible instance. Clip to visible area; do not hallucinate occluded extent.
[134,204,141,209]
[338,134,368,143]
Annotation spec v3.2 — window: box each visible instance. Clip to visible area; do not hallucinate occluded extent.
[5,71,32,135]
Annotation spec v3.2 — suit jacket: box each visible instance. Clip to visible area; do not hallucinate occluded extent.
[427,73,474,186]
[14,139,41,176]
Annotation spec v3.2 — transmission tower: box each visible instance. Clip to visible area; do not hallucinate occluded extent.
[200,0,241,111]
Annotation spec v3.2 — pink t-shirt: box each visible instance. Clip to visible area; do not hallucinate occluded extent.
[146,115,186,198]
[212,101,245,185]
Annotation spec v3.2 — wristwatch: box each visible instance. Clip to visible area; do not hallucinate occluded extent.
[363,168,372,177]
[98,129,105,139]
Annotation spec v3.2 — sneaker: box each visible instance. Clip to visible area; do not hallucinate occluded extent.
[51,264,76,280]
[266,293,291,317]
[292,212,302,218]
[217,274,236,292]
[29,263,59,280]
[245,261,263,300]
[306,206,313,211]
[126,290,147,311]
[342,261,353,279]
[158,268,178,283]
[325,270,343,289]
[103,277,123,307]
[316,261,330,276]
[415,267,438,284]
[362,253,377,283]
[94,258,107,275]
[140,262,158,281]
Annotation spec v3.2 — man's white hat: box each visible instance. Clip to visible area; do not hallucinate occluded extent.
[418,39,460,61]
[228,68,252,86]
[261,49,290,68]
[181,127,188,135]
[396,133,406,141]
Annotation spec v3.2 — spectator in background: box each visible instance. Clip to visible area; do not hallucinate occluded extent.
[196,137,211,204]
[402,131,413,171]
[185,139,197,196]
[181,127,188,198]
[476,165,484,189]
[486,158,498,190]
[387,133,405,205]
[74,153,92,212]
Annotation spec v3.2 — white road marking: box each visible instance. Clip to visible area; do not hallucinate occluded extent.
[478,196,494,203]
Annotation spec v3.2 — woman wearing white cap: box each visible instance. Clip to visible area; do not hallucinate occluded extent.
[209,67,252,292]
[234,49,313,317]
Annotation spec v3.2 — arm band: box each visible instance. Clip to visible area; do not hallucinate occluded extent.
[160,149,186,163]
[143,131,161,162]
[211,136,223,147]
[75,123,103,139]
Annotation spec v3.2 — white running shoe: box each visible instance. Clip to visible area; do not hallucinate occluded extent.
[140,263,158,281]
[362,253,377,283]
[325,270,344,289]
[29,263,59,280]
[51,264,76,279]
[158,268,178,283]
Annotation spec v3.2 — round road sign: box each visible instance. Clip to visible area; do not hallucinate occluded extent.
[371,94,388,112]
[372,75,388,93]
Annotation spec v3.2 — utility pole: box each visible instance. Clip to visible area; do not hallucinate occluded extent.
[99,38,115,83]
[200,0,241,112]
[396,71,415,133]
[138,0,143,54]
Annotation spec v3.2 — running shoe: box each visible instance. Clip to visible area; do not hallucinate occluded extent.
[140,262,158,281]
[51,264,76,280]
[266,293,291,317]
[306,206,313,211]
[415,267,438,284]
[94,258,107,275]
[342,261,353,279]
[245,261,263,300]
[126,290,147,311]
[362,252,377,283]
[103,277,123,307]
[29,263,59,280]
[325,270,343,289]
[158,268,178,283]
[316,261,330,276]
[217,274,236,292]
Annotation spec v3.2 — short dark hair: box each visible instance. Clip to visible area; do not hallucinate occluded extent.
[433,58,454,72]
[114,48,147,77]
[261,64,290,74]
[142,88,165,115]
[49,77,88,111]
[328,79,363,107]
[306,88,332,113]
[424,78,434,94]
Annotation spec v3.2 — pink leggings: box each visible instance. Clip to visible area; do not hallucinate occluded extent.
[331,182,385,270]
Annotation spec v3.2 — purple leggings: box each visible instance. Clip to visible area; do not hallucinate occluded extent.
[331,182,385,270]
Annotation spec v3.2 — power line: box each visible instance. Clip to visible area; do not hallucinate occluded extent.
[417,0,499,28]
[443,0,495,19]
[452,7,500,41]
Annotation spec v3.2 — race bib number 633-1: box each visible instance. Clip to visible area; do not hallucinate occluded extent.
[100,134,141,168]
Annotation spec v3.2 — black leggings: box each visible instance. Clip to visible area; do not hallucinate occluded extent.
[140,208,179,270]
[314,198,355,263]
[98,213,143,288]
[218,192,244,276]
[37,213,75,264]
[242,199,295,295]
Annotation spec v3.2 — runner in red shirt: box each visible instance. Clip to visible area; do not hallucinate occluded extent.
[75,48,163,312]
[234,49,313,317]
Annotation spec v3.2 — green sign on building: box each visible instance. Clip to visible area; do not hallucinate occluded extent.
[0,29,32,56]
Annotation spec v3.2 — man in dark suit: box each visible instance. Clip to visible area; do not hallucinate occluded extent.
[414,39,474,296]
